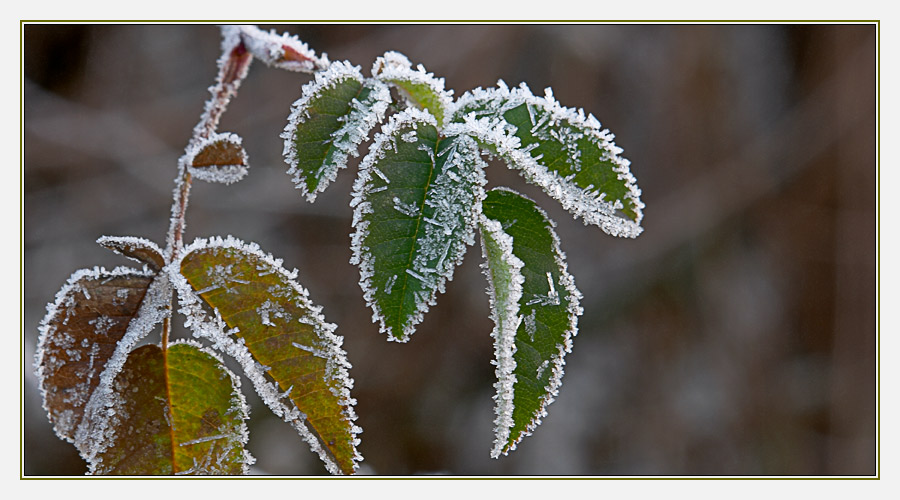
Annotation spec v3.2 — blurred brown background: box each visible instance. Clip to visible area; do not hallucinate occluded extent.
[22,23,876,476]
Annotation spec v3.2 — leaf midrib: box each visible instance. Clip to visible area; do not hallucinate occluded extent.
[391,134,443,336]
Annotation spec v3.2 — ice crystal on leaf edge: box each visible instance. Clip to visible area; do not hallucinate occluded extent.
[169,235,361,475]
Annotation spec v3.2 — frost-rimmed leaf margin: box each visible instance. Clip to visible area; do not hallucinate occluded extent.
[223,25,330,73]
[69,270,171,464]
[90,340,255,475]
[281,60,391,202]
[372,51,453,127]
[480,187,583,457]
[186,132,250,185]
[33,265,159,444]
[168,235,362,475]
[349,107,487,342]
[97,236,165,271]
[478,216,524,456]
[448,81,644,238]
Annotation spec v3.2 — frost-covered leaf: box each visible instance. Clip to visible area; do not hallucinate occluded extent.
[372,51,453,127]
[97,236,165,270]
[176,236,360,475]
[480,187,583,457]
[282,61,390,201]
[34,266,157,443]
[224,25,330,73]
[187,132,249,185]
[449,82,644,238]
[350,109,486,342]
[90,342,252,475]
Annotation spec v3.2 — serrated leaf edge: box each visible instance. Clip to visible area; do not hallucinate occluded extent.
[186,132,249,185]
[71,272,172,467]
[448,82,644,238]
[281,60,391,202]
[97,235,166,270]
[372,51,453,127]
[168,235,362,475]
[349,109,486,342]
[478,216,525,458]
[34,265,158,444]
[484,187,584,457]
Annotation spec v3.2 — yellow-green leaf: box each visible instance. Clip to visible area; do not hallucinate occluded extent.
[90,342,252,475]
[177,236,360,475]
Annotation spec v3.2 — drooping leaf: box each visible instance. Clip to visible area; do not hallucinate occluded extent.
[372,51,453,127]
[186,132,249,185]
[350,108,486,342]
[282,60,390,201]
[480,187,583,457]
[175,236,360,475]
[478,216,525,456]
[225,25,330,73]
[450,82,644,238]
[90,342,252,475]
[97,235,166,270]
[34,266,157,443]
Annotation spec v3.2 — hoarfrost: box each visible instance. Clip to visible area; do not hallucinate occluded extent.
[478,216,525,458]
[170,235,362,474]
[34,265,159,445]
[350,109,487,341]
[372,51,454,126]
[392,196,420,218]
[186,132,250,185]
[223,25,329,73]
[96,235,166,270]
[73,271,172,467]
[281,60,390,202]
[525,272,561,307]
[449,82,644,238]
[483,188,584,458]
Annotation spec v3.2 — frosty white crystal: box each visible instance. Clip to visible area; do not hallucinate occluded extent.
[449,81,644,238]
[170,235,361,474]
[350,109,487,342]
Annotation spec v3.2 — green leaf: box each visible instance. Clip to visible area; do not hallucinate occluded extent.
[34,266,156,443]
[90,342,252,475]
[479,187,583,457]
[450,82,644,238]
[176,236,360,475]
[373,51,453,127]
[350,108,486,342]
[282,61,390,201]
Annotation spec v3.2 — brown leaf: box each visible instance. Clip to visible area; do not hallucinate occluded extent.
[35,267,155,442]
[187,132,249,185]
[97,236,165,270]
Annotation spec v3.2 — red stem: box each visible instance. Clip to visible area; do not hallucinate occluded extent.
[162,31,253,349]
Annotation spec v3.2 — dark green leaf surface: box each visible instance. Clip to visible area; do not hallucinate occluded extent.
[481,188,582,456]
[452,85,643,237]
[350,110,486,342]
[179,238,360,474]
[92,343,249,475]
[283,61,390,201]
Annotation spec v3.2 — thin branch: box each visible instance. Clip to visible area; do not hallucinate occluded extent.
[165,27,254,261]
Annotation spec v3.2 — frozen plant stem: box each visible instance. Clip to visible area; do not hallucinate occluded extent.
[166,33,252,264]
